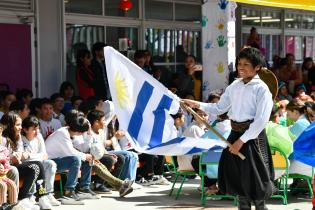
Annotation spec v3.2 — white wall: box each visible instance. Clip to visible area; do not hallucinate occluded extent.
[37,0,64,97]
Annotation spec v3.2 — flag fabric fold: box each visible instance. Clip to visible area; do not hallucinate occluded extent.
[104,46,226,155]
[292,122,315,167]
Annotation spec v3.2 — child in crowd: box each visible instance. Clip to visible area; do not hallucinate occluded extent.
[294,84,313,103]
[1,112,49,210]
[277,82,293,102]
[0,135,17,207]
[71,96,83,111]
[287,100,315,181]
[171,110,185,137]
[0,91,16,119]
[59,82,75,114]
[207,93,221,124]
[50,93,66,126]
[29,98,42,119]
[45,113,96,201]
[21,116,60,206]
[38,98,62,139]
[82,110,133,197]
[9,101,30,120]
[16,89,33,106]
[102,101,139,182]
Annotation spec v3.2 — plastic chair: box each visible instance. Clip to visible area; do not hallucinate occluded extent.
[199,150,238,207]
[270,146,289,205]
[289,168,314,198]
[168,156,197,200]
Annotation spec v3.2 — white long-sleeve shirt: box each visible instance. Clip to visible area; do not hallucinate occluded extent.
[199,74,273,143]
[45,127,86,161]
[21,134,47,161]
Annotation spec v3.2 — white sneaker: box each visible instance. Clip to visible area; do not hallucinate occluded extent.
[38,196,52,210]
[156,175,171,185]
[47,193,61,206]
[132,182,143,190]
[19,198,40,210]
[30,195,36,204]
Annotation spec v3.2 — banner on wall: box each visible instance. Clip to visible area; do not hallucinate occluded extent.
[202,0,236,101]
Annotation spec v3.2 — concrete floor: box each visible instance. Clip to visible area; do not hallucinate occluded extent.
[52,179,312,210]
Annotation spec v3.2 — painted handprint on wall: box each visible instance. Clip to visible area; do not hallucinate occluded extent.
[204,40,214,49]
[217,62,224,73]
[218,0,229,11]
[217,35,227,47]
[216,19,225,31]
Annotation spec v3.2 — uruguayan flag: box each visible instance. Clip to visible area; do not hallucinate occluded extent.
[104,47,226,155]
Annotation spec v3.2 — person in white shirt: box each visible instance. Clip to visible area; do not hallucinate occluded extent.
[183,47,274,210]
[45,113,94,201]
[50,93,66,126]
[22,116,60,206]
[38,98,62,139]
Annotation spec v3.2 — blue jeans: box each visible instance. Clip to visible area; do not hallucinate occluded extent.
[52,156,82,192]
[109,150,138,181]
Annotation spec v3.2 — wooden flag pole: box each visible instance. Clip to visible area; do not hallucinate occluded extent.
[180,101,246,160]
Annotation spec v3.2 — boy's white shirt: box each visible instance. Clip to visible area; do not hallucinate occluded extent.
[80,129,108,154]
[45,127,86,161]
[199,74,273,143]
[39,118,62,139]
[53,112,66,126]
[21,133,47,161]
[177,121,206,171]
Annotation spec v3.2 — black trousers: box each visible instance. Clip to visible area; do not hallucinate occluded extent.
[191,156,217,187]
[17,161,45,200]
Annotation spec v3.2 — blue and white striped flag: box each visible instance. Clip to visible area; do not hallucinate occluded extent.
[104,47,226,155]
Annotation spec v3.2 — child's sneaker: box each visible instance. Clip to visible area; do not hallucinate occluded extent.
[38,196,52,210]
[19,198,40,210]
[46,193,61,206]
[155,175,171,185]
[119,179,133,197]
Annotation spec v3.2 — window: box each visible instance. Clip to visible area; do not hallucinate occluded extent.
[261,10,281,28]
[145,0,173,20]
[105,0,139,18]
[65,0,103,15]
[242,8,261,26]
[145,28,201,72]
[175,3,201,22]
[285,13,302,29]
[301,14,315,30]
[285,36,303,60]
[106,27,138,52]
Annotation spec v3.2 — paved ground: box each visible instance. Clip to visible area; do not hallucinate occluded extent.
[52,179,312,210]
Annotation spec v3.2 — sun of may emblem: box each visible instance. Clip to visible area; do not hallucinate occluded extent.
[114,71,129,108]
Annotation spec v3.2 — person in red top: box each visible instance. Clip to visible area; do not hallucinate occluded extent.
[76,49,95,100]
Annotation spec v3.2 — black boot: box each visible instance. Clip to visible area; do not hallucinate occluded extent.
[238,196,251,210]
[253,200,268,210]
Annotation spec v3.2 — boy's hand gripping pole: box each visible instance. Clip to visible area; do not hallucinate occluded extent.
[180,101,246,160]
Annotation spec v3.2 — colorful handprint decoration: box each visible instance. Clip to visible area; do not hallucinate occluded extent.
[218,0,229,11]
[217,35,227,47]
[217,62,224,73]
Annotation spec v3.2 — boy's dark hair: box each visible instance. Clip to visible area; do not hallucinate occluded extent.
[71,96,83,105]
[39,98,53,108]
[286,99,305,114]
[0,91,14,101]
[9,100,26,112]
[207,93,221,103]
[78,101,90,115]
[238,47,264,68]
[92,42,106,57]
[50,93,63,103]
[134,50,146,60]
[65,109,85,126]
[171,112,184,120]
[22,116,39,129]
[86,96,102,111]
[29,98,42,116]
[87,110,105,126]
[16,89,33,101]
[68,115,89,133]
[76,49,91,65]
[59,81,74,97]
[185,54,197,62]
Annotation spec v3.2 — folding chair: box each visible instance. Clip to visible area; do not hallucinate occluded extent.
[169,156,197,200]
[289,167,314,198]
[270,146,289,205]
[199,150,237,207]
